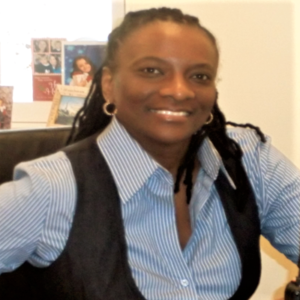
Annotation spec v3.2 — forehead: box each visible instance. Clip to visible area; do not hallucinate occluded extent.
[116,21,218,68]
[77,58,87,63]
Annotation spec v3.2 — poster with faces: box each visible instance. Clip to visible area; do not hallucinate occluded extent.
[61,42,106,89]
[31,38,65,101]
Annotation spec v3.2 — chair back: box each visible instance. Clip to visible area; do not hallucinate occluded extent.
[0,127,72,184]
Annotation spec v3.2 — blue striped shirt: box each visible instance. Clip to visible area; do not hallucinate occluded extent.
[0,117,300,299]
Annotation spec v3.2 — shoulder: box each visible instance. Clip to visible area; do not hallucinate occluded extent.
[226,126,269,149]
[71,71,83,76]
[14,151,75,182]
[225,126,273,164]
[14,151,77,224]
[225,126,275,173]
[0,151,77,271]
[13,151,77,206]
[225,126,300,220]
[225,126,295,174]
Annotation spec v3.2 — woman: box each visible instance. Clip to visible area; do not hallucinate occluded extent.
[34,39,48,53]
[0,7,299,300]
[51,40,61,52]
[69,55,96,87]
[34,54,52,73]
[49,54,61,73]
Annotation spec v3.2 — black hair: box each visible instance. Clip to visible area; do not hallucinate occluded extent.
[67,7,265,204]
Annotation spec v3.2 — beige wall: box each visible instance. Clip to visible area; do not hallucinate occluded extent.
[123,1,299,300]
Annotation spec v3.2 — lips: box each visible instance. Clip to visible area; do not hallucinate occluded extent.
[149,109,190,116]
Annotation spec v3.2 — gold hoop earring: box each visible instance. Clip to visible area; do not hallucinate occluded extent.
[103,102,117,116]
[205,113,214,125]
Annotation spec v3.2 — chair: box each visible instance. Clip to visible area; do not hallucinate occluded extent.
[0,127,72,184]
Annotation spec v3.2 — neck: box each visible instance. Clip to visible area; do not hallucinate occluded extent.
[138,138,191,179]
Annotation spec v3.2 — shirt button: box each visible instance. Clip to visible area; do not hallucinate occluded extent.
[180,279,189,287]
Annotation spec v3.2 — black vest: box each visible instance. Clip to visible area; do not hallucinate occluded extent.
[0,135,261,299]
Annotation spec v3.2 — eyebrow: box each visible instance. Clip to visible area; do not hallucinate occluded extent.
[130,56,167,66]
[131,56,214,70]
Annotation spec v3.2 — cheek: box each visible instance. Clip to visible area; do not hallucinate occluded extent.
[196,89,216,110]
[207,95,216,111]
[112,78,140,105]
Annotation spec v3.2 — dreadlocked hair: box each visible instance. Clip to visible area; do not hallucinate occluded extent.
[67,7,266,204]
[67,67,111,144]
[175,101,266,204]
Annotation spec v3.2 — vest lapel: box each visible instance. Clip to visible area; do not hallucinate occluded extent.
[215,159,261,300]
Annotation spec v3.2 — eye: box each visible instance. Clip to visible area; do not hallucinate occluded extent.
[193,74,209,81]
[143,67,160,74]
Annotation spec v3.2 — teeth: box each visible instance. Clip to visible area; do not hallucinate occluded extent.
[151,110,189,116]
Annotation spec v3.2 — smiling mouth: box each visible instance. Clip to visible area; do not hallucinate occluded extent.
[150,109,190,116]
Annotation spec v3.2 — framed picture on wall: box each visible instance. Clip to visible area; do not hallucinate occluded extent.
[47,85,89,127]
[61,41,106,88]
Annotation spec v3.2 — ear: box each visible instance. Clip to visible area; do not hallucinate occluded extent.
[101,67,114,103]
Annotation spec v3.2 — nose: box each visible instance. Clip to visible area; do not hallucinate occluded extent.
[159,74,195,101]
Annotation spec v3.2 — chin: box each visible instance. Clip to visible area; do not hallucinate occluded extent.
[148,131,194,146]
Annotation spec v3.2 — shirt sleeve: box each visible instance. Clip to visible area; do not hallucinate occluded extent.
[0,151,76,274]
[258,140,300,263]
[229,128,300,264]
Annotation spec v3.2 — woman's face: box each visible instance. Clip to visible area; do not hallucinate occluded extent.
[38,40,47,51]
[39,56,48,65]
[102,21,218,149]
[49,56,57,66]
[55,41,61,49]
[76,58,92,73]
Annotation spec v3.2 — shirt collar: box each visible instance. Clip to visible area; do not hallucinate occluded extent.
[97,117,160,203]
[97,118,236,204]
[199,138,237,190]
